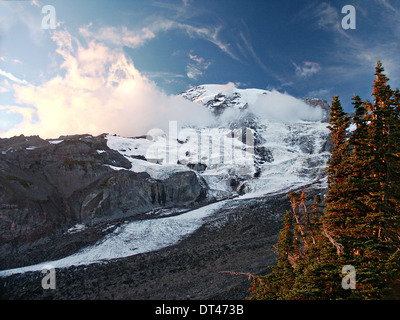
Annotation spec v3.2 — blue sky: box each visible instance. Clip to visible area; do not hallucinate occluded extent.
[0,0,399,137]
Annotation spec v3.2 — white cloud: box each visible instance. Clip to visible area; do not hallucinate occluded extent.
[0,56,22,64]
[238,31,271,75]
[79,17,239,63]
[375,0,400,20]
[315,3,339,30]
[30,0,41,7]
[0,79,10,93]
[186,66,203,80]
[14,2,45,45]
[1,29,215,139]
[0,104,36,123]
[186,52,211,80]
[307,88,331,99]
[251,90,324,122]
[150,19,240,62]
[182,0,192,7]
[294,61,321,78]
[0,68,28,85]
[79,23,156,48]
[142,71,185,80]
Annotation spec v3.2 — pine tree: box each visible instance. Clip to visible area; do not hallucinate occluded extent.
[323,95,351,246]
[248,61,400,300]
[323,61,400,298]
[290,195,345,299]
[356,61,400,298]
[248,210,296,299]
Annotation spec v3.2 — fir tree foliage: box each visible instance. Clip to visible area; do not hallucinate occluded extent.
[249,61,400,300]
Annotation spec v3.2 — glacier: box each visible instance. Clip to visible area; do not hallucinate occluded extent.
[0,84,331,277]
[0,200,227,277]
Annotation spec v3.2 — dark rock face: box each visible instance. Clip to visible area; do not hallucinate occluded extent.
[0,184,326,300]
[205,92,244,116]
[186,162,207,172]
[301,98,330,122]
[0,134,207,270]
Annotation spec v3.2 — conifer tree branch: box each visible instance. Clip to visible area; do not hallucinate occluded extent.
[322,224,344,255]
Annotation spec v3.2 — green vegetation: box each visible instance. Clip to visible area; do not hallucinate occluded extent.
[248,61,400,300]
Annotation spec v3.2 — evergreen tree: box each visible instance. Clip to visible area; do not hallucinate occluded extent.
[323,95,351,246]
[248,210,296,299]
[290,195,345,299]
[354,61,400,298]
[248,61,400,300]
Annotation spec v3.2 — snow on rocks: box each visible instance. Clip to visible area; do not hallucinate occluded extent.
[0,200,227,277]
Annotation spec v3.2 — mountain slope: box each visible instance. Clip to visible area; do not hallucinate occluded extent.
[0,84,331,289]
[180,84,331,196]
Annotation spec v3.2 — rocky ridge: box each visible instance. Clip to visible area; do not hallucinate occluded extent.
[0,134,207,270]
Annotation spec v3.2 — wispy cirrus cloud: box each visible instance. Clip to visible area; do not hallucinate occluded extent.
[79,23,156,48]
[1,1,46,45]
[0,56,22,64]
[142,71,185,80]
[182,0,193,7]
[295,2,351,39]
[79,18,240,63]
[0,68,28,85]
[306,88,331,99]
[313,2,340,30]
[30,0,40,7]
[238,31,269,73]
[186,52,211,80]
[0,79,10,93]
[293,61,321,78]
[233,20,286,83]
[375,0,400,19]
[293,1,399,88]
[153,19,241,62]
[374,0,400,36]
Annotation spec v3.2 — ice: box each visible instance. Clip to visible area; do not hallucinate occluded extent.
[0,200,227,277]
[48,140,63,144]
[66,224,86,234]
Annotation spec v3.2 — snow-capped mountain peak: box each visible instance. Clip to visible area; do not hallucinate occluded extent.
[180,83,329,123]
[104,84,331,199]
[181,83,265,114]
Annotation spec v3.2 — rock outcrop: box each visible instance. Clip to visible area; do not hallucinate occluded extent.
[0,134,207,269]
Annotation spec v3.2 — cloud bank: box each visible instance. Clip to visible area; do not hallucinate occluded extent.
[2,29,215,139]
[251,90,324,122]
